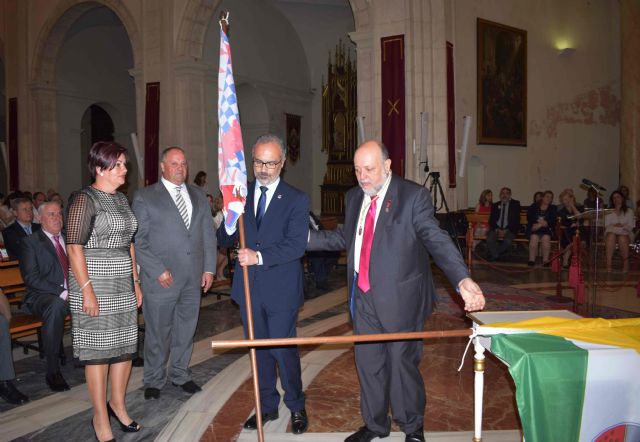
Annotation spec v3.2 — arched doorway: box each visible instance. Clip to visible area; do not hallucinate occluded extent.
[29,0,140,198]
[55,4,137,198]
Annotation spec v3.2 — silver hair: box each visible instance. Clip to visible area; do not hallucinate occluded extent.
[38,200,61,216]
[252,134,286,160]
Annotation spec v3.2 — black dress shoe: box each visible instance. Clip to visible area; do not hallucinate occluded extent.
[144,387,160,400]
[291,409,308,434]
[345,426,389,442]
[0,380,29,404]
[405,426,425,442]
[243,410,279,429]
[172,380,202,394]
[107,402,141,432]
[46,372,70,392]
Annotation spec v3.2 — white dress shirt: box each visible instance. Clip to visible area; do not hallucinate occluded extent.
[354,173,392,272]
[161,177,193,224]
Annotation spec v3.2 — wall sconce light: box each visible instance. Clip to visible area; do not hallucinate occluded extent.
[558,47,576,56]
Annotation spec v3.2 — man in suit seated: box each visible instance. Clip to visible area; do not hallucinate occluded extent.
[486,187,521,261]
[0,290,29,404]
[19,201,70,391]
[3,197,41,260]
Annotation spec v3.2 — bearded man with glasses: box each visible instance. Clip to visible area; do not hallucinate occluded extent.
[218,133,310,435]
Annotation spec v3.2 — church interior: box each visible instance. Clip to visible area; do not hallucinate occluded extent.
[0,0,639,441]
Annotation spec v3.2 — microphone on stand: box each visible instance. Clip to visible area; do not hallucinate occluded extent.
[582,178,607,192]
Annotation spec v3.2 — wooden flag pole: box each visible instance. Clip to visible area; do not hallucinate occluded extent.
[237,215,264,442]
[220,11,264,442]
[212,328,472,350]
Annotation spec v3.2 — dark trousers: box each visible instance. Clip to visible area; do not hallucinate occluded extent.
[486,229,515,259]
[23,293,68,374]
[352,286,425,435]
[0,315,15,380]
[240,303,304,414]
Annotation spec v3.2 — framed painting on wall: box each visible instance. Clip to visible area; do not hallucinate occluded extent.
[477,18,527,146]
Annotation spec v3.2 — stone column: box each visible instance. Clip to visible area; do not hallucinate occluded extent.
[349,0,453,206]
[28,82,59,193]
[173,59,210,177]
[620,0,640,201]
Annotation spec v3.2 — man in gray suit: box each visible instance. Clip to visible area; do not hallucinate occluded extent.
[133,147,216,400]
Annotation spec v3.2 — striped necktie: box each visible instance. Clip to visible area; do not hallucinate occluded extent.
[175,186,190,228]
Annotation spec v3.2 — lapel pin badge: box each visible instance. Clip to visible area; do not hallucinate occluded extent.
[277,194,282,199]
[385,200,391,212]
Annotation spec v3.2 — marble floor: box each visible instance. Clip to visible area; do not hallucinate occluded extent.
[2,257,639,442]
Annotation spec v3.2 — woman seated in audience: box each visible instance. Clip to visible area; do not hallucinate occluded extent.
[532,191,543,206]
[0,192,21,229]
[604,190,635,273]
[210,193,229,280]
[527,190,557,267]
[473,189,492,250]
[557,189,583,267]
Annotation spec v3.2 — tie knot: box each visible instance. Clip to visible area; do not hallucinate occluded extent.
[260,186,268,194]
[175,185,182,193]
[53,235,60,242]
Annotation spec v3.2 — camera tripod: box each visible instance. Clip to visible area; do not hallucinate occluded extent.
[422,169,463,254]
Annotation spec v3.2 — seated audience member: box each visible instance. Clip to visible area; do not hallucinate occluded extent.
[0,191,22,229]
[3,197,42,260]
[527,190,557,267]
[48,193,64,209]
[618,185,635,210]
[194,171,208,190]
[634,201,640,243]
[605,191,635,273]
[486,187,521,261]
[557,189,584,267]
[32,191,46,224]
[532,191,543,205]
[583,187,604,210]
[210,193,229,280]
[473,189,493,250]
[19,201,70,391]
[0,290,28,404]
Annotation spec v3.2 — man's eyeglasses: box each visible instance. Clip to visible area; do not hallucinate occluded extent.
[253,159,282,169]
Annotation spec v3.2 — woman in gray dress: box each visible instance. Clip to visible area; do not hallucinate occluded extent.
[67,141,142,442]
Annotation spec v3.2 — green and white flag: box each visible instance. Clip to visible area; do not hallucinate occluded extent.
[477,317,640,442]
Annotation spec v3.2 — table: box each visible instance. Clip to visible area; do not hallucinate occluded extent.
[467,310,582,442]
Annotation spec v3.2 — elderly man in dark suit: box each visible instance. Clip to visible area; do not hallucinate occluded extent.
[218,134,310,435]
[132,147,216,400]
[4,197,41,260]
[308,141,485,442]
[486,187,522,261]
[19,201,70,391]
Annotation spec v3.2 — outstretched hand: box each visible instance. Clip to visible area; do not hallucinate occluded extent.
[457,278,485,312]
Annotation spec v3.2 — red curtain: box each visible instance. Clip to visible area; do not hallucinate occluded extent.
[8,98,18,190]
[144,82,160,185]
[381,35,405,177]
[446,41,456,188]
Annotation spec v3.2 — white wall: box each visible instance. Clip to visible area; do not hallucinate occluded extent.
[453,0,620,207]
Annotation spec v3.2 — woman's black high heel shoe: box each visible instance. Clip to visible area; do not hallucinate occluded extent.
[91,417,115,442]
[106,402,141,432]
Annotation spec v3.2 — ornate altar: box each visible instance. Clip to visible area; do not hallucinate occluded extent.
[321,41,357,220]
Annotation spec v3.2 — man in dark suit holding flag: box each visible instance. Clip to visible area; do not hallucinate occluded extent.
[218,134,310,435]
[308,140,485,442]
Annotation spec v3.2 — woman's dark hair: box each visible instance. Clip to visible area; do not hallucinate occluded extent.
[609,190,628,213]
[194,171,207,187]
[533,191,544,204]
[88,141,128,179]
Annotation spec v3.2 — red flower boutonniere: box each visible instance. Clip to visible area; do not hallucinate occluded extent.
[385,200,391,213]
